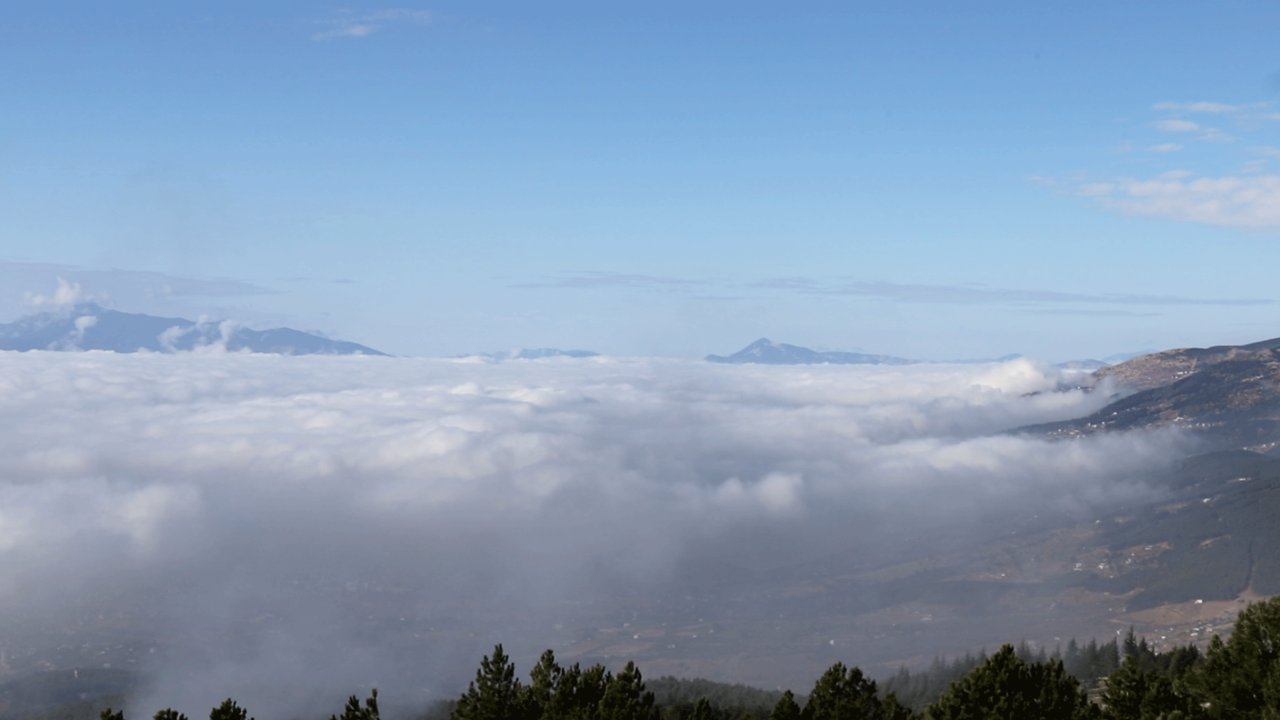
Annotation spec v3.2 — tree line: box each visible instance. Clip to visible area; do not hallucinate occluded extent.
[101,595,1280,720]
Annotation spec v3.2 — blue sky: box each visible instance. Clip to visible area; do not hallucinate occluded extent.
[3,1,1279,359]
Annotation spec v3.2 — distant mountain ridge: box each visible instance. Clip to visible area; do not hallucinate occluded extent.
[1054,358,1108,371]
[0,303,386,356]
[706,338,916,365]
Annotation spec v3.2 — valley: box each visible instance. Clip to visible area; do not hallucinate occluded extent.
[3,335,1280,715]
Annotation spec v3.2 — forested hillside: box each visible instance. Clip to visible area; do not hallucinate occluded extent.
[78,596,1280,720]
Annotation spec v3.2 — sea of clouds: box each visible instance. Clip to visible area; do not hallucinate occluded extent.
[0,352,1187,716]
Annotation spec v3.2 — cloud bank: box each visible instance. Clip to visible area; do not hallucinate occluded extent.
[0,353,1185,715]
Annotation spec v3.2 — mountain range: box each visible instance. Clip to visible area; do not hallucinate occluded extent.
[0,303,387,356]
[706,338,1111,368]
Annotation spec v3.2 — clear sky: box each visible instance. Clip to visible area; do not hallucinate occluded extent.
[3,1,1279,360]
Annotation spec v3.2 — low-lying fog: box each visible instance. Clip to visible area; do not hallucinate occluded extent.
[0,352,1187,716]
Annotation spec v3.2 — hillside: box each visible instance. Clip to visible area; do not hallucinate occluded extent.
[1035,348,1280,451]
[1094,336,1280,392]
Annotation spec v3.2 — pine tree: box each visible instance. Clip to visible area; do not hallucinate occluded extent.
[927,645,1097,720]
[802,661,888,720]
[1191,596,1280,718]
[599,661,657,720]
[154,711,189,720]
[1065,639,1081,677]
[527,649,563,719]
[879,693,916,720]
[333,689,380,720]
[453,644,527,720]
[1101,657,1188,720]
[770,690,802,720]
[548,662,610,720]
[208,699,252,720]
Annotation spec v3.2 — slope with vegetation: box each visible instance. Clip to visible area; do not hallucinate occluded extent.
[80,595,1280,720]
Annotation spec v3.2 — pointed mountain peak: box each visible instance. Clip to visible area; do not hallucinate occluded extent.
[706,339,915,365]
[742,338,781,355]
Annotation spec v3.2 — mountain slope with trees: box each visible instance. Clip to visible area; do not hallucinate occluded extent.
[75,596,1280,719]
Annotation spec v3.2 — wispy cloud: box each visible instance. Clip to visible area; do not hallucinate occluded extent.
[516,270,1273,308]
[750,277,1274,307]
[511,271,709,291]
[1152,118,1231,142]
[1200,127,1234,142]
[1082,172,1280,230]
[0,260,273,298]
[1066,99,1280,227]
[1241,159,1269,174]
[1153,101,1280,123]
[1155,119,1201,133]
[1029,308,1163,318]
[1153,101,1252,114]
[1146,99,1277,142]
[0,261,276,322]
[311,8,431,41]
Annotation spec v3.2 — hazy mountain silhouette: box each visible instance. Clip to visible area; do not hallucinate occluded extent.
[706,338,915,365]
[0,303,386,355]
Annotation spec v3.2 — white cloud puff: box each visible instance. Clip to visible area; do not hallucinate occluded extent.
[23,276,86,309]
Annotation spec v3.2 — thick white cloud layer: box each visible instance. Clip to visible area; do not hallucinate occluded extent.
[0,352,1184,715]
